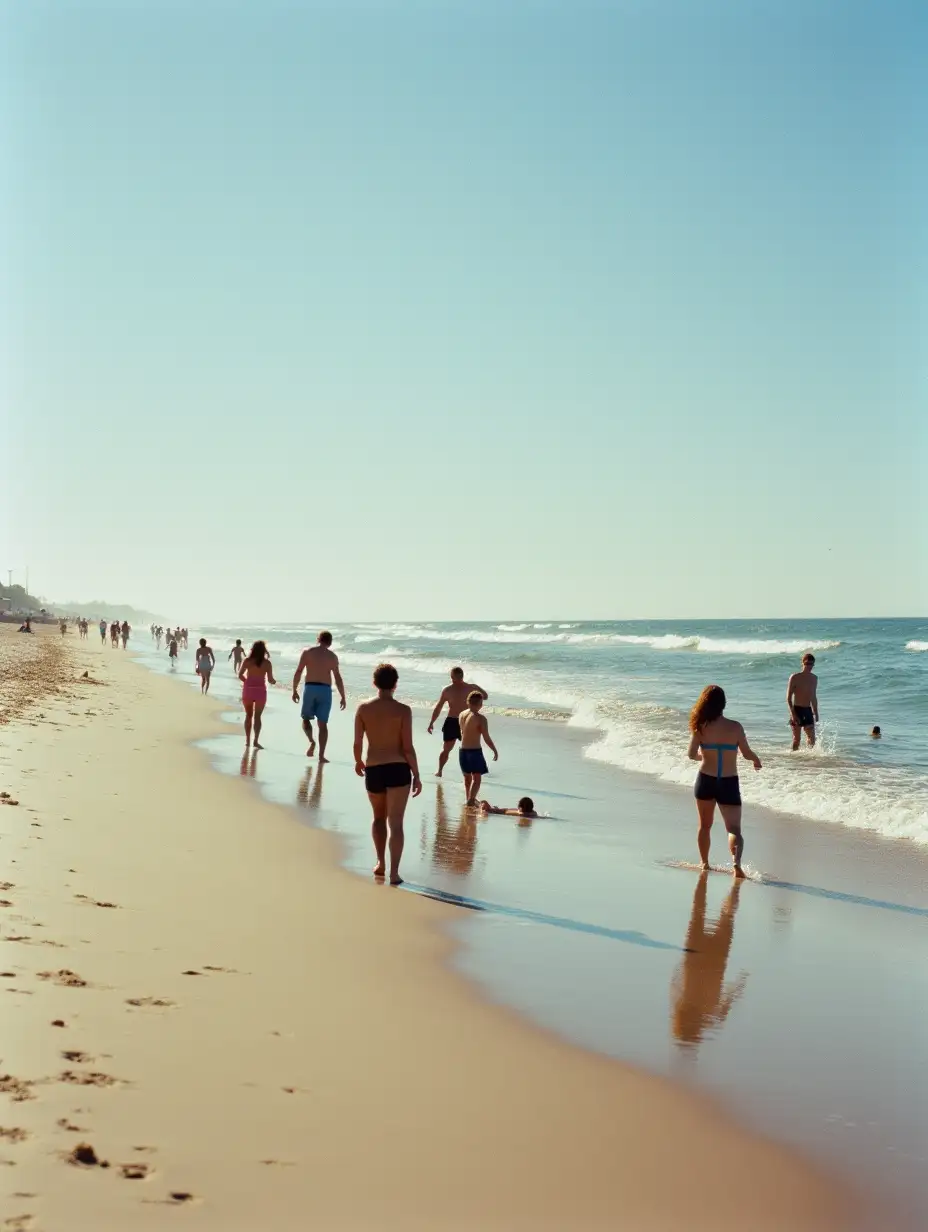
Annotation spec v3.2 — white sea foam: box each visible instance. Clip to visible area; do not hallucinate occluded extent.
[347,624,843,653]
[905,640,928,652]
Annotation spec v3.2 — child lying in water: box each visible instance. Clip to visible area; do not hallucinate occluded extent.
[479,796,537,818]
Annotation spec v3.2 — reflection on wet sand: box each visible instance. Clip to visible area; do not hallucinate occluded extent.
[671,874,747,1049]
[239,750,258,778]
[296,764,325,812]
[431,785,478,877]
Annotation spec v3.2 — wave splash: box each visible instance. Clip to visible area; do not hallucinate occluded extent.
[905,641,928,653]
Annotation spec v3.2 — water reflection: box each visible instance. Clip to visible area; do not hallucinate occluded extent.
[239,749,258,778]
[671,874,747,1049]
[431,785,478,877]
[296,764,325,812]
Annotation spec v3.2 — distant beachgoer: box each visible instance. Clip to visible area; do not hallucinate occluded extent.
[479,796,537,818]
[354,663,421,884]
[99,618,107,643]
[239,640,276,749]
[195,638,215,693]
[427,668,489,777]
[120,620,130,649]
[181,628,189,650]
[168,636,178,667]
[687,685,761,879]
[871,725,882,739]
[228,639,246,672]
[459,692,498,806]
[786,653,819,749]
[18,618,33,634]
[110,621,120,648]
[155,626,163,650]
[59,619,67,636]
[291,631,347,762]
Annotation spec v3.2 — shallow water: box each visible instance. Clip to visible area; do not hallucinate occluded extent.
[135,632,928,1227]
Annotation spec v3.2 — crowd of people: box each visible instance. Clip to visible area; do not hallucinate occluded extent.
[148,628,858,886]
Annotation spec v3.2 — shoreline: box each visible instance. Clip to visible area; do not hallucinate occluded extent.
[0,625,868,1229]
[178,655,927,1227]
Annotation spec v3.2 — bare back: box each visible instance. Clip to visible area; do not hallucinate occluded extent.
[298,645,339,684]
[357,696,410,767]
[241,656,273,682]
[694,716,745,777]
[459,709,486,749]
[441,681,479,719]
[788,670,818,707]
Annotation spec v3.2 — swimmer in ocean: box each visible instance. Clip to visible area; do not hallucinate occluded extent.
[871,725,881,739]
[479,796,537,819]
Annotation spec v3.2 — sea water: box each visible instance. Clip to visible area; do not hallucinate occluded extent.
[193,617,928,844]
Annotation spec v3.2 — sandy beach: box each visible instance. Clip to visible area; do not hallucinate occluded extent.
[0,624,869,1230]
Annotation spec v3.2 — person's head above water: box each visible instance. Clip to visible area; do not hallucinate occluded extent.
[318,630,333,647]
[451,666,464,682]
[689,684,726,732]
[466,690,484,710]
[802,653,815,668]
[871,726,882,738]
[373,662,399,691]
[249,640,267,665]
[518,796,535,814]
[199,638,207,648]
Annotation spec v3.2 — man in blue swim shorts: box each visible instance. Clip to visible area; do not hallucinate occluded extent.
[458,692,499,806]
[291,631,347,762]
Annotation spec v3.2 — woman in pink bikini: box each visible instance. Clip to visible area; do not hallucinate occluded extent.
[239,640,276,749]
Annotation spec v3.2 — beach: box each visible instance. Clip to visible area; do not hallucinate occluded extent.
[0,623,884,1230]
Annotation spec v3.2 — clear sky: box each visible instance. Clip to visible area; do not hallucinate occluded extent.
[2,1,925,621]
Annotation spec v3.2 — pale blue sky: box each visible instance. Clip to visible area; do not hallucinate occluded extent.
[2,1,925,621]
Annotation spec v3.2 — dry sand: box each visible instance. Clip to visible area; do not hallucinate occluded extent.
[0,625,863,1230]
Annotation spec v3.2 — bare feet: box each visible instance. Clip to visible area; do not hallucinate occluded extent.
[389,874,403,886]
[733,864,746,879]
[435,770,442,778]
[306,744,315,758]
[320,756,330,764]
[254,742,264,751]
[700,861,710,872]
[373,863,386,879]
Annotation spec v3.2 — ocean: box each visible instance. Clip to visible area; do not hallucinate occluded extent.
[197,617,928,845]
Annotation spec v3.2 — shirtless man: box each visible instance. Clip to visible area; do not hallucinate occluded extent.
[291,630,347,762]
[427,668,489,777]
[99,618,107,644]
[787,653,819,750]
[459,692,498,806]
[354,662,422,885]
[228,639,247,672]
[120,620,131,650]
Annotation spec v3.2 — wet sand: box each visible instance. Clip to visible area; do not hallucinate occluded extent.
[190,660,928,1229]
[0,624,865,1230]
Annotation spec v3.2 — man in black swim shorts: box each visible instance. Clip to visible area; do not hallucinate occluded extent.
[427,668,488,778]
[786,653,819,750]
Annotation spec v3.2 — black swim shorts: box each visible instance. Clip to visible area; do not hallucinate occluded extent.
[792,705,815,728]
[364,762,412,794]
[441,716,462,743]
[694,772,742,807]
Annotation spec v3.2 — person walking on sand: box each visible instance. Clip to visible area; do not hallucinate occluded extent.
[168,634,179,666]
[195,638,216,694]
[291,631,347,762]
[427,668,489,777]
[228,638,247,673]
[110,621,120,648]
[240,640,276,749]
[786,653,819,750]
[120,620,131,649]
[687,685,761,879]
[354,663,422,885]
[99,618,107,644]
[459,692,498,806]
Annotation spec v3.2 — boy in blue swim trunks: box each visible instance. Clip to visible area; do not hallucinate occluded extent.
[291,631,347,762]
[459,692,498,806]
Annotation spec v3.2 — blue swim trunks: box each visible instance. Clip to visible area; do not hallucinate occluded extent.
[459,747,489,776]
[301,682,333,723]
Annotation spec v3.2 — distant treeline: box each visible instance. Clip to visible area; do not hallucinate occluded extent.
[0,584,160,623]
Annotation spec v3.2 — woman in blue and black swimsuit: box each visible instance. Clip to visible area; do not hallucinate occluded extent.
[687,685,762,878]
